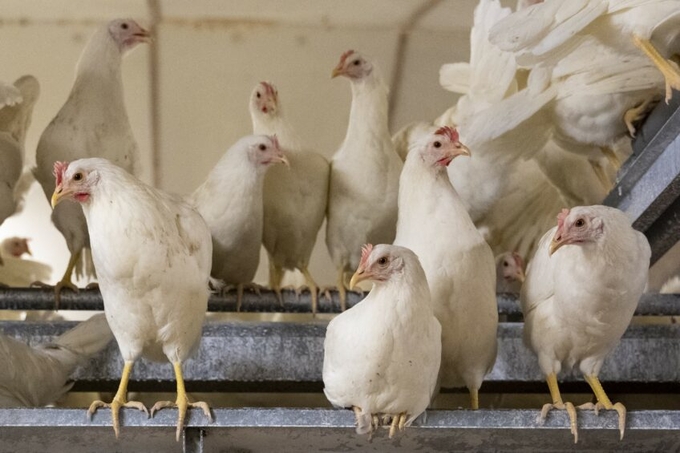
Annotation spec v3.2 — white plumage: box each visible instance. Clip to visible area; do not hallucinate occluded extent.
[323,244,441,438]
[0,313,112,407]
[326,50,403,309]
[189,134,288,309]
[33,19,149,304]
[0,75,40,232]
[249,81,329,314]
[394,126,498,409]
[521,204,650,441]
[51,157,213,440]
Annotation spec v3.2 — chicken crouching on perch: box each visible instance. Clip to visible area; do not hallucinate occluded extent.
[521,205,650,442]
[323,244,441,438]
[51,158,213,441]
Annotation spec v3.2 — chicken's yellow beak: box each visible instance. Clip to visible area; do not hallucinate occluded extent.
[51,185,70,209]
[331,66,344,79]
[277,155,290,167]
[549,238,564,256]
[455,143,471,157]
[349,268,368,289]
[516,268,526,283]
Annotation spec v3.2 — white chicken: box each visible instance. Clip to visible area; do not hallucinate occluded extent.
[51,158,213,440]
[248,81,329,314]
[521,205,650,442]
[326,50,403,310]
[33,19,150,307]
[394,126,498,409]
[495,251,525,294]
[0,75,40,234]
[0,313,113,407]
[323,244,441,438]
[0,236,52,287]
[189,134,289,310]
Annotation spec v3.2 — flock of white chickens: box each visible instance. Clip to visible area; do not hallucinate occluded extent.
[0,0,678,446]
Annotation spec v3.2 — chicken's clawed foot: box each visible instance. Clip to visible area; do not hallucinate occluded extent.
[87,397,149,438]
[540,401,578,443]
[388,412,408,439]
[578,401,626,440]
[150,396,212,442]
[30,279,79,311]
[623,98,656,137]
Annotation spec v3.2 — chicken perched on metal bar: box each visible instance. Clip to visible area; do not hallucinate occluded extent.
[521,205,650,442]
[51,158,213,440]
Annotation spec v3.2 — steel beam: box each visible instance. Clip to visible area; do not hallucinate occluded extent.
[0,288,677,316]
[0,408,677,453]
[604,94,680,263]
[2,320,678,392]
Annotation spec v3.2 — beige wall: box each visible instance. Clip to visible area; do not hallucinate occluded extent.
[0,15,468,287]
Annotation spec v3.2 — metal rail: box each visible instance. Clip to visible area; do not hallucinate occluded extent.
[0,288,678,316]
[2,320,678,393]
[604,94,680,264]
[0,408,677,453]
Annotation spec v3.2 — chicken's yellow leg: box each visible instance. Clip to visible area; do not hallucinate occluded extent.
[600,147,621,172]
[581,374,626,440]
[31,250,81,310]
[87,361,148,438]
[338,269,348,311]
[300,266,319,316]
[633,34,680,103]
[268,258,284,307]
[540,372,578,443]
[469,387,479,410]
[150,362,212,442]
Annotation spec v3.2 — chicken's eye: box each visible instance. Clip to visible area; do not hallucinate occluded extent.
[353,60,361,66]
[258,144,267,151]
[377,257,388,266]
[433,141,441,148]
[256,92,261,99]
[121,23,129,30]
[575,219,585,227]
[73,172,83,181]
[503,261,509,267]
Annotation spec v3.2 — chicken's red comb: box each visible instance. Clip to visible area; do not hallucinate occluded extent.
[53,161,69,186]
[261,81,278,102]
[338,49,356,66]
[435,126,460,143]
[359,243,374,268]
[557,208,570,230]
[511,252,524,270]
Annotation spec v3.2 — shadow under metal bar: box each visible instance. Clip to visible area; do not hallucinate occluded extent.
[2,321,678,392]
[0,288,678,316]
[604,94,680,264]
[0,408,678,453]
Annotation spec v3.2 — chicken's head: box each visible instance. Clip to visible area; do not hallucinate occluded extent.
[51,161,100,208]
[349,243,410,288]
[250,82,279,116]
[108,19,151,53]
[549,207,604,255]
[414,126,470,169]
[498,251,525,283]
[332,50,373,80]
[2,237,31,258]
[247,135,289,168]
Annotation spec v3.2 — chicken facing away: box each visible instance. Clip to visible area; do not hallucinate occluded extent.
[51,158,213,440]
[249,81,329,314]
[0,237,52,287]
[323,244,441,438]
[326,50,403,310]
[0,313,112,407]
[189,135,289,311]
[394,126,498,409]
[0,75,40,235]
[33,19,150,308]
[495,251,525,294]
[521,205,650,442]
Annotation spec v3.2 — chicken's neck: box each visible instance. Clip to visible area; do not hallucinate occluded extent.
[71,31,125,108]
[369,272,432,318]
[396,162,479,240]
[342,74,390,152]
[251,113,302,152]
